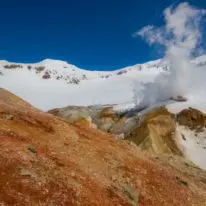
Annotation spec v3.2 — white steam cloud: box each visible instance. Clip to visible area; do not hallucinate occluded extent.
[133,2,206,108]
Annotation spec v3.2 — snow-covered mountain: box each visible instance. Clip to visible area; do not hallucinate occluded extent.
[0,58,167,84]
[0,55,206,111]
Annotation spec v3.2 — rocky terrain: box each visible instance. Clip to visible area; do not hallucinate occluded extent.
[1,88,206,205]
[49,102,206,169]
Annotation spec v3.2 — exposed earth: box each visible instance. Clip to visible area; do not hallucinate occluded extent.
[1,88,206,205]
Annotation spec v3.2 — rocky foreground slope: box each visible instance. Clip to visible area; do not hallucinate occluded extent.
[1,88,206,205]
[48,104,206,160]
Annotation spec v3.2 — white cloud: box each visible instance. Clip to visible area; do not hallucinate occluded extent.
[133,2,206,108]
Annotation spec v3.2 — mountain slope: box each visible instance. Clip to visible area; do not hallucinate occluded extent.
[1,88,206,205]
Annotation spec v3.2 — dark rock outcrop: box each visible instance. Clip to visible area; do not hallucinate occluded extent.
[177,107,206,129]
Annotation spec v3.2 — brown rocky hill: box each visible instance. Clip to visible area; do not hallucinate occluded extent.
[47,105,183,156]
[126,107,182,155]
[1,88,206,205]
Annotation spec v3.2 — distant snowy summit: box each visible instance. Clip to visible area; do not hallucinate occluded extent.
[0,55,206,111]
[0,55,206,85]
[0,58,167,85]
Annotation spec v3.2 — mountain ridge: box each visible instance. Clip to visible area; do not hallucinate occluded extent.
[0,55,206,110]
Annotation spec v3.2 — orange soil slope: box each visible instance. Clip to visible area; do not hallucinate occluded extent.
[0,88,206,206]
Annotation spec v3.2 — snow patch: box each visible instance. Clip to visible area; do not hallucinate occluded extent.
[176,125,206,170]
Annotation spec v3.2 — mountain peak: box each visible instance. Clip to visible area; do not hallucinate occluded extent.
[0,55,206,110]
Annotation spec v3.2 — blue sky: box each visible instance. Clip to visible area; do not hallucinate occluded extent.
[0,0,205,70]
